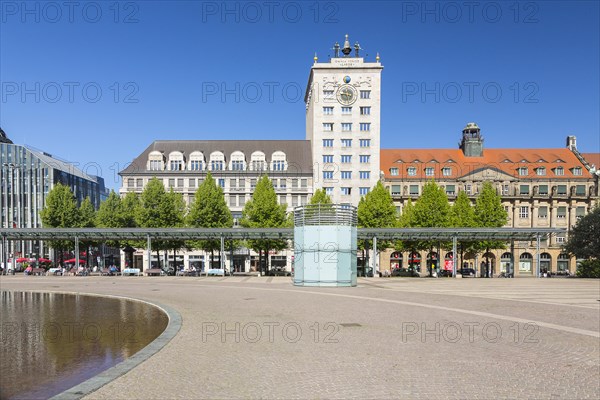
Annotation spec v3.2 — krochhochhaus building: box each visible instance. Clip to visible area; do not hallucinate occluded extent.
[120,35,598,276]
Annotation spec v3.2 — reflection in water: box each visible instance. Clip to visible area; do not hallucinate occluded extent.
[0,291,168,399]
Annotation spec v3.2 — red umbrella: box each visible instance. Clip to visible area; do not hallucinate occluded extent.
[64,258,86,264]
[15,257,32,263]
[38,258,52,263]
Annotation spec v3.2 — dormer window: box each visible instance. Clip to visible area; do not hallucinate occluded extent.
[518,167,528,176]
[250,151,267,171]
[536,167,546,176]
[188,151,205,171]
[229,151,246,171]
[407,167,417,176]
[555,166,564,176]
[148,151,165,171]
[209,151,225,171]
[271,151,287,171]
[168,151,185,171]
[572,167,583,176]
[390,167,399,176]
[425,167,434,176]
[502,159,512,163]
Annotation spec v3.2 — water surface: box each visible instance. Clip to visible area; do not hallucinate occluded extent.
[0,291,168,399]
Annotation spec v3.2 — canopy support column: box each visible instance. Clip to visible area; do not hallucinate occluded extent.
[372,236,377,277]
[146,234,151,272]
[452,235,457,277]
[75,236,79,271]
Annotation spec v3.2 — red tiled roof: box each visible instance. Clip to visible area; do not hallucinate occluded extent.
[381,148,592,180]
[582,153,600,169]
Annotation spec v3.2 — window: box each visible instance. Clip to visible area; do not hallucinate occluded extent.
[359,155,370,163]
[239,179,245,189]
[359,187,369,196]
[556,236,566,244]
[465,184,472,195]
[391,185,401,195]
[229,196,236,207]
[442,167,452,176]
[341,187,351,195]
[342,123,352,132]
[272,160,286,171]
[189,179,195,188]
[359,139,371,148]
[301,195,307,205]
[231,160,245,171]
[557,185,567,195]
[518,167,528,176]
[211,160,224,171]
[301,179,307,188]
[555,167,564,176]
[390,167,399,176]
[323,155,333,163]
[292,196,298,207]
[538,206,548,219]
[323,107,333,115]
[149,160,162,171]
[230,179,237,188]
[279,195,287,206]
[360,123,370,132]
[445,185,455,195]
[169,160,183,171]
[502,184,510,196]
[360,171,370,179]
[557,253,569,270]
[407,167,416,176]
[576,206,585,220]
[190,160,203,170]
[519,206,529,219]
[218,179,225,188]
[575,185,586,195]
[127,178,134,188]
[425,167,434,176]
[536,167,546,176]
[557,206,567,219]
[573,167,582,176]
[520,185,529,195]
[323,139,333,147]
[539,185,548,195]
[360,90,370,99]
[136,178,143,188]
[323,90,334,100]
[341,139,352,147]
[239,196,246,206]
[341,171,352,179]
[291,179,298,188]
[341,107,352,114]
[177,178,184,188]
[279,179,287,189]
[409,185,419,195]
[168,178,175,188]
[341,155,352,163]
[325,187,333,195]
[251,179,257,189]
[323,171,334,180]
[323,123,333,132]
[360,106,371,115]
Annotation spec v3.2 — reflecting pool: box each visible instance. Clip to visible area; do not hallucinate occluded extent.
[0,291,168,399]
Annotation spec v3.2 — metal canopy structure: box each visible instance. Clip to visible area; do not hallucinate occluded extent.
[0,227,565,241]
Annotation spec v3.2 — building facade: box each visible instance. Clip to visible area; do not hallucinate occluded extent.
[379,123,598,276]
[0,128,104,262]
[305,35,382,206]
[119,140,313,272]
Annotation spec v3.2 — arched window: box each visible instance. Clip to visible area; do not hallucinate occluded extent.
[390,252,403,269]
[540,252,552,273]
[271,151,287,171]
[168,151,185,171]
[188,151,205,171]
[557,253,570,272]
[250,151,266,171]
[519,252,533,274]
[229,151,246,171]
[408,251,421,272]
[209,151,225,171]
[148,151,165,171]
[500,252,512,273]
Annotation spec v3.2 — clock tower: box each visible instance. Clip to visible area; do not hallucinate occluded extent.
[305,35,383,206]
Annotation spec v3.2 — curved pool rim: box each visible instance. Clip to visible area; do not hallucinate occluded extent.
[6,290,182,400]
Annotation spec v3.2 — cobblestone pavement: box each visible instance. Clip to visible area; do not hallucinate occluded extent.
[1,276,599,399]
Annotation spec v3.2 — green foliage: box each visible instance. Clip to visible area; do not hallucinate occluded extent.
[564,206,600,260]
[398,199,414,228]
[96,191,125,228]
[186,172,233,254]
[121,192,140,228]
[451,191,475,227]
[39,183,80,253]
[412,180,452,228]
[78,197,96,228]
[309,189,332,205]
[575,259,600,279]
[357,181,397,251]
[473,181,509,254]
[241,175,289,266]
[40,183,80,228]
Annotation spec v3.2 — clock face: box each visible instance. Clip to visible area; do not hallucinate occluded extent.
[336,84,357,105]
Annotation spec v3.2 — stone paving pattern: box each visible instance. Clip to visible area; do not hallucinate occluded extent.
[1,276,599,399]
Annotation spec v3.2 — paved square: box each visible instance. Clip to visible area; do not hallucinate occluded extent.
[1,276,598,399]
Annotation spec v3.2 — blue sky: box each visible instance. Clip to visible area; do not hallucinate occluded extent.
[1,1,599,190]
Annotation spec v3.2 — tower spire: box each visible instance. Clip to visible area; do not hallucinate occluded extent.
[341,34,352,56]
